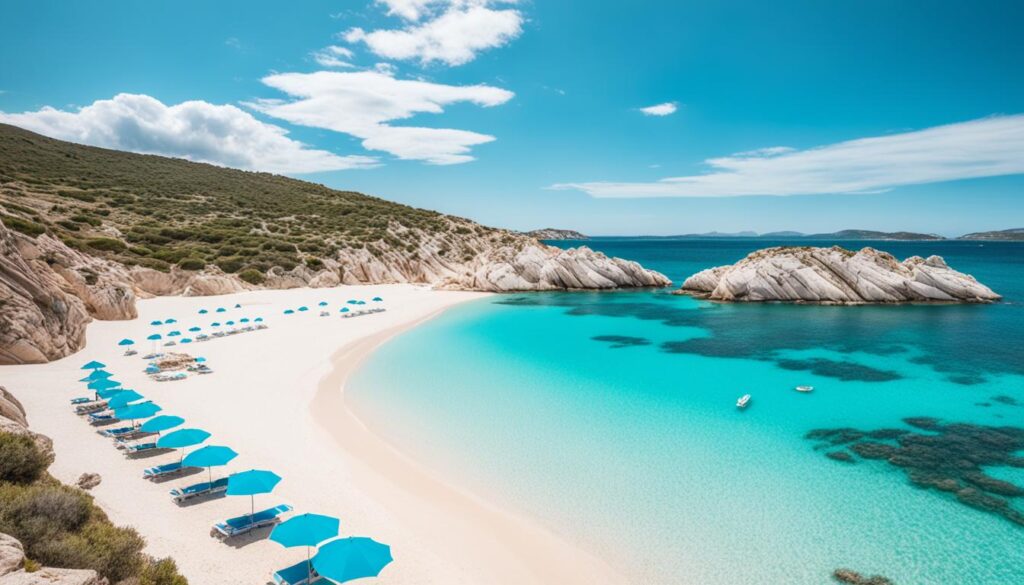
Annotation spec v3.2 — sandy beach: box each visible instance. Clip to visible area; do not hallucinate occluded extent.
[1,284,623,585]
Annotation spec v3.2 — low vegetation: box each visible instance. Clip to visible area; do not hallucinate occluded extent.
[0,432,187,584]
[0,123,516,276]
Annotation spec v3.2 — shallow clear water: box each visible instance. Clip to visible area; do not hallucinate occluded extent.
[349,239,1024,584]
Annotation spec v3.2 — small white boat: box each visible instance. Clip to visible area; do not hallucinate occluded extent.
[736,394,751,409]
[795,385,814,393]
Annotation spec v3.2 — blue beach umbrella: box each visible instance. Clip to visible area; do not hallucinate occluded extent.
[211,322,221,327]
[372,297,382,302]
[227,469,282,522]
[167,330,181,337]
[216,307,226,313]
[195,357,207,363]
[150,320,163,326]
[165,318,177,324]
[96,386,132,400]
[157,428,210,449]
[106,389,145,409]
[254,317,264,322]
[183,445,238,484]
[298,306,309,312]
[312,537,393,584]
[180,338,192,344]
[357,301,366,305]
[234,303,241,308]
[80,369,112,382]
[271,514,340,583]
[81,360,106,370]
[140,415,184,434]
[199,309,209,314]
[114,401,162,422]
[346,300,358,305]
[145,365,160,374]
[147,333,162,341]
[339,307,349,313]
[88,378,121,391]
[118,338,135,347]
[188,326,202,332]
[284,309,295,315]
[240,318,250,323]
[226,320,235,326]
[318,301,328,307]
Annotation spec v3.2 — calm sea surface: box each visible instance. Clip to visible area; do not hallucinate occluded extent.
[349,239,1024,584]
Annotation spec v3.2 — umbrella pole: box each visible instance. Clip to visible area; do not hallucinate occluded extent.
[307,546,312,583]
[250,495,255,525]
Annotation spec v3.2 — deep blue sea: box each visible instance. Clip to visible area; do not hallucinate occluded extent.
[349,239,1024,584]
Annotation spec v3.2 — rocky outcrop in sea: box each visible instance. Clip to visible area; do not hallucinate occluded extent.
[678,246,1000,304]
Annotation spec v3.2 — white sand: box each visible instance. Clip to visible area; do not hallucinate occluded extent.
[2,284,622,585]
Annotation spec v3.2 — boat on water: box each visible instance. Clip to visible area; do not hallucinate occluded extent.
[736,394,751,409]
[795,385,814,393]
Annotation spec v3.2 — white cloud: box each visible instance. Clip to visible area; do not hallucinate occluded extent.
[248,70,513,164]
[552,115,1024,197]
[346,1,523,66]
[0,93,377,174]
[311,45,355,68]
[639,102,677,117]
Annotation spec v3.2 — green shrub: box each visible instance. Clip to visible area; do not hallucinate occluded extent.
[85,237,127,252]
[304,257,324,269]
[140,557,188,585]
[2,215,46,237]
[237,268,265,285]
[215,256,245,273]
[177,258,205,271]
[0,433,50,483]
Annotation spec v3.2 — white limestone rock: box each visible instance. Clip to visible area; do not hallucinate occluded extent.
[679,246,1000,304]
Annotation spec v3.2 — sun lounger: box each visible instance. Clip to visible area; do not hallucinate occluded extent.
[88,412,117,425]
[273,560,322,585]
[169,477,229,503]
[75,401,108,414]
[70,396,94,405]
[142,353,163,359]
[123,349,138,356]
[122,442,160,456]
[211,504,292,539]
[143,461,190,479]
[99,426,137,439]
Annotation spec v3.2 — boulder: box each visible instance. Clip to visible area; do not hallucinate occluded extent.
[76,473,102,490]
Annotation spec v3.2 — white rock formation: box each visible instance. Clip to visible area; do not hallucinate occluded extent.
[679,246,1000,304]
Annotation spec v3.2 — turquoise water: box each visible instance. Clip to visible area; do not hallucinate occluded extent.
[349,239,1024,584]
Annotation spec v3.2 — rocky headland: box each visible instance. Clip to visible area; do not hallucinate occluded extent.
[678,246,1000,304]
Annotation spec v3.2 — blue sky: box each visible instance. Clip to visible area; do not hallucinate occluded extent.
[2,0,1022,236]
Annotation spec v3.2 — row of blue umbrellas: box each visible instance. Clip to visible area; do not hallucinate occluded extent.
[79,361,391,582]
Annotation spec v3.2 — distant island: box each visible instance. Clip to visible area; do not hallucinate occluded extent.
[958,228,1024,241]
[525,228,589,240]
[678,246,1001,304]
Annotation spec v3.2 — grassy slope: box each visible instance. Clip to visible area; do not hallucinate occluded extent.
[0,123,509,281]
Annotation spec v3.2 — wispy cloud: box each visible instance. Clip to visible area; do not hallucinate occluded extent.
[551,115,1024,197]
[247,70,514,164]
[0,93,377,174]
[346,1,523,67]
[639,102,677,117]
[311,45,355,68]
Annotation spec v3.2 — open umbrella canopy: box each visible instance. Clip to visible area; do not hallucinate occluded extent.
[216,307,226,313]
[255,317,264,322]
[97,386,133,399]
[165,318,177,324]
[195,357,207,363]
[318,301,328,307]
[226,321,235,326]
[114,402,162,421]
[234,303,241,308]
[118,338,135,346]
[188,326,201,332]
[146,333,162,341]
[182,445,237,468]
[106,389,145,409]
[140,415,185,433]
[88,378,121,391]
[284,309,295,315]
[80,370,113,382]
[270,514,339,549]
[150,320,163,326]
[346,300,358,305]
[180,338,193,344]
[167,330,181,337]
[156,428,211,449]
[81,360,106,370]
[372,297,383,302]
[339,307,350,313]
[240,318,250,323]
[211,322,221,327]
[199,309,208,314]
[226,469,281,496]
[312,537,392,584]
[298,306,309,312]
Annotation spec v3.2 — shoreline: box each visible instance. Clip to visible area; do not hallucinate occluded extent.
[310,310,624,585]
[3,284,622,584]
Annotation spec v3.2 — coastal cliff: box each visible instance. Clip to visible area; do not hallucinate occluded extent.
[0,124,668,363]
[678,246,1000,304]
